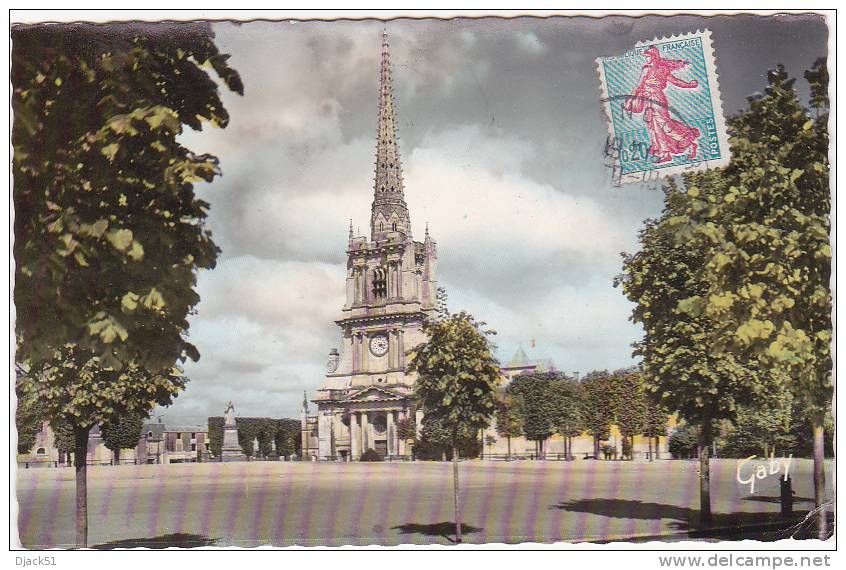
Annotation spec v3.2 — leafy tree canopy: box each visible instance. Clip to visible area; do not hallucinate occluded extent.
[580,370,614,441]
[12,22,243,371]
[410,312,501,440]
[100,412,147,454]
[19,345,188,434]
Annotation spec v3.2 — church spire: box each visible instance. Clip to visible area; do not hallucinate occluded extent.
[371,29,411,242]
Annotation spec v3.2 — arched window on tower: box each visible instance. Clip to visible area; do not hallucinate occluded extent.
[379,222,384,231]
[372,267,388,299]
[392,222,397,231]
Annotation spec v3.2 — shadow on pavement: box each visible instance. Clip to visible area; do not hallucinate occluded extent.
[93,532,216,549]
[392,522,482,543]
[743,495,815,504]
[552,498,831,541]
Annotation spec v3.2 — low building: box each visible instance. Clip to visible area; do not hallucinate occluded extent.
[164,426,210,463]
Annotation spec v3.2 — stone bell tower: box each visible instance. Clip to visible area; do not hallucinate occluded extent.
[308,29,437,461]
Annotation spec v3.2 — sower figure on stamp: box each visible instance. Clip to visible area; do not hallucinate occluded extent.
[624,45,701,163]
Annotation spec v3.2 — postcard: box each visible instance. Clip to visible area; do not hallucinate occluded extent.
[10,10,834,554]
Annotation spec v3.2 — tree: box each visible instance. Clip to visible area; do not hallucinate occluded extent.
[410,312,500,544]
[506,372,561,457]
[494,391,524,460]
[274,419,301,459]
[12,23,242,547]
[651,63,829,534]
[396,414,417,458]
[619,62,830,531]
[19,346,187,547]
[100,412,146,465]
[721,392,803,459]
[417,414,475,461]
[12,23,243,372]
[484,434,497,456]
[207,417,225,458]
[610,369,646,460]
[580,371,614,458]
[669,425,699,459]
[15,370,45,454]
[548,377,583,460]
[51,418,77,465]
[642,396,669,461]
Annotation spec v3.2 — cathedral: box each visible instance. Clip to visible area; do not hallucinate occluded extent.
[301,31,438,461]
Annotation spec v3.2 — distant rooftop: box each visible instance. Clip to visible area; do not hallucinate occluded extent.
[502,345,558,373]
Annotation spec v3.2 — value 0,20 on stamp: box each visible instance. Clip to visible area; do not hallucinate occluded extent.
[597,29,730,185]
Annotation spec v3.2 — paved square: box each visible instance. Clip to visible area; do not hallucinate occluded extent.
[16,459,833,548]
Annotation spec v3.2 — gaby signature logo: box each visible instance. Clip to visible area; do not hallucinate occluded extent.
[736,451,793,494]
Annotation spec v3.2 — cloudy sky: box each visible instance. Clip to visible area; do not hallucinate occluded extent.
[164,13,828,424]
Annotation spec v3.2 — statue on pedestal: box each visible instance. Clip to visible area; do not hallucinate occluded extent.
[220,401,245,462]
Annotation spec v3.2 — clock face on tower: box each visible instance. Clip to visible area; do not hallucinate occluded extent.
[369,333,389,357]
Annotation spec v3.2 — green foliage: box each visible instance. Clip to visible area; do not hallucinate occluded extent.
[669,425,699,459]
[360,448,383,462]
[12,23,243,372]
[207,417,224,458]
[100,412,146,455]
[234,417,277,458]
[494,391,524,440]
[207,416,300,459]
[416,414,480,460]
[610,369,646,439]
[274,419,301,458]
[51,417,77,453]
[19,345,188,435]
[642,396,670,439]
[15,371,45,454]
[621,437,632,459]
[506,373,558,442]
[548,376,584,439]
[410,312,501,444]
[396,414,417,442]
[720,395,834,458]
[620,62,831,436]
[580,371,613,442]
[675,65,831,421]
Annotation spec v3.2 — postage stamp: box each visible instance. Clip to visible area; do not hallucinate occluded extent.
[596,29,731,185]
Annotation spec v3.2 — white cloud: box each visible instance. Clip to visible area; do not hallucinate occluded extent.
[160,20,661,424]
[514,31,547,55]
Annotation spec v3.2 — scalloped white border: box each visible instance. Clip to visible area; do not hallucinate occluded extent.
[596,29,731,185]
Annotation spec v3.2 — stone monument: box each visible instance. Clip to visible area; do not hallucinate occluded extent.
[221,401,245,462]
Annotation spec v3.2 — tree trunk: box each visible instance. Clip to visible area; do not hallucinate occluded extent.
[648,436,653,462]
[655,436,660,459]
[593,436,599,458]
[452,443,462,544]
[113,448,120,466]
[506,436,511,461]
[74,426,91,548]
[812,421,827,540]
[698,422,712,527]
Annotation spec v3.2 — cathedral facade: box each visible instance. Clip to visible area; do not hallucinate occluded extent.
[301,31,437,461]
